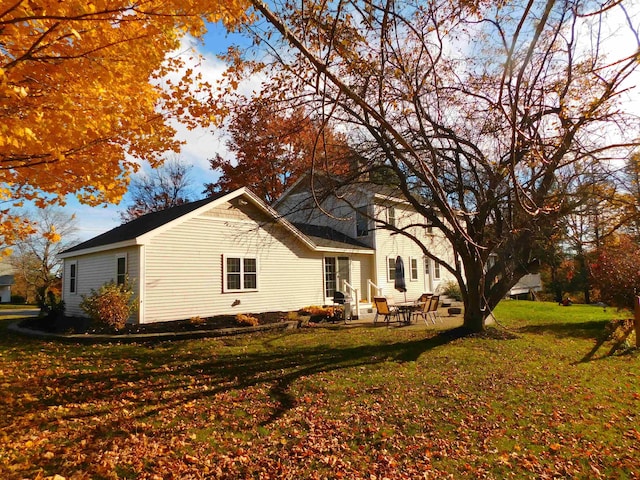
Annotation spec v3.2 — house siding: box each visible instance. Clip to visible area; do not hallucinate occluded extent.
[371,202,456,302]
[279,190,374,247]
[141,202,326,323]
[0,286,10,303]
[62,247,141,320]
[278,184,458,303]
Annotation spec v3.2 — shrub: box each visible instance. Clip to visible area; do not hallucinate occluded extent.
[300,306,334,317]
[10,295,26,305]
[441,281,462,301]
[80,280,137,331]
[236,314,259,327]
[299,305,340,322]
[589,235,640,309]
[41,291,65,322]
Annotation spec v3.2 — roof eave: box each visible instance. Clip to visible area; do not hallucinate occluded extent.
[58,239,140,259]
[240,188,319,251]
[314,246,375,254]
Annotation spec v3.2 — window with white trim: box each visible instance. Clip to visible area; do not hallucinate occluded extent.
[387,257,396,282]
[224,256,258,292]
[116,254,127,285]
[324,256,350,298]
[356,206,369,237]
[387,206,396,227]
[69,261,77,294]
[433,259,441,280]
[424,216,433,234]
[410,257,419,281]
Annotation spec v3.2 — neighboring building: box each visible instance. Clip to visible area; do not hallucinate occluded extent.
[509,273,543,298]
[0,275,14,303]
[0,259,14,303]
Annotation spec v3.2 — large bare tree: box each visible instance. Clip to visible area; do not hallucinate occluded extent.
[10,208,77,308]
[233,0,640,331]
[119,156,196,223]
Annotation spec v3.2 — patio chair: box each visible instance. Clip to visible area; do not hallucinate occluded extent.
[427,295,441,324]
[413,293,433,325]
[373,297,399,325]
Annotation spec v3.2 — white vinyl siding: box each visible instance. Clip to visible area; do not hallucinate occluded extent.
[62,247,140,319]
[372,201,456,302]
[142,204,327,324]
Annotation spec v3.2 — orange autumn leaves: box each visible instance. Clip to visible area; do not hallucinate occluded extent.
[0,0,248,248]
[206,98,354,204]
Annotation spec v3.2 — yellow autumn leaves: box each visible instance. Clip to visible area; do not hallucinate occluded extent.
[0,0,249,248]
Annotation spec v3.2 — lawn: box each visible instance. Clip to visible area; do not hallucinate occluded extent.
[1,301,639,479]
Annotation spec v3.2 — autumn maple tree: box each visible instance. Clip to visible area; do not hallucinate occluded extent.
[590,234,640,309]
[205,97,353,204]
[242,0,640,331]
[0,0,247,250]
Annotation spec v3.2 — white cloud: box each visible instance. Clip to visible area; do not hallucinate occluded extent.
[67,32,267,242]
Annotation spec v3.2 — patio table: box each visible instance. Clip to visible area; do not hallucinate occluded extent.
[393,301,423,325]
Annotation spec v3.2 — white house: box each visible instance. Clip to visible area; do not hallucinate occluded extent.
[59,180,459,324]
[274,174,458,307]
[59,188,373,323]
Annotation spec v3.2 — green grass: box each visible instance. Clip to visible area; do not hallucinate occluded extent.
[1,301,639,478]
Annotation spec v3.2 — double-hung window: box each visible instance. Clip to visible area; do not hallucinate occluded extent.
[425,216,433,234]
[410,257,419,281]
[116,254,127,285]
[387,206,396,227]
[69,261,77,294]
[356,206,369,237]
[387,257,396,282]
[433,259,441,280]
[224,256,258,292]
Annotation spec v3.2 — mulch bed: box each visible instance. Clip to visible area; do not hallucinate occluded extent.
[18,311,289,336]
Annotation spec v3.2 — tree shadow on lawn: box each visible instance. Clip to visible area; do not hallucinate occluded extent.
[1,326,468,439]
[514,319,639,363]
[514,319,609,340]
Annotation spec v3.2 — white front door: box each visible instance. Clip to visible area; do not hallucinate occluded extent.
[324,256,351,301]
[424,257,433,293]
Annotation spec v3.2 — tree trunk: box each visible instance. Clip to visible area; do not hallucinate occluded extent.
[462,307,485,333]
[461,274,486,333]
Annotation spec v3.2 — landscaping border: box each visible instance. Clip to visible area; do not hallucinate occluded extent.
[7,320,299,344]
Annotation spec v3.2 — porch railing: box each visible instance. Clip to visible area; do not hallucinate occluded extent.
[342,280,360,320]
[368,280,383,303]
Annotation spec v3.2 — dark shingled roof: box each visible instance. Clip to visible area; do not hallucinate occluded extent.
[0,274,14,285]
[293,223,372,250]
[62,194,225,254]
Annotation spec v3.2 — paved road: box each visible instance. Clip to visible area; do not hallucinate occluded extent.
[0,308,40,318]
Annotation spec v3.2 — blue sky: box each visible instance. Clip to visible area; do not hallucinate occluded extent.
[61,6,640,244]
[62,22,253,242]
